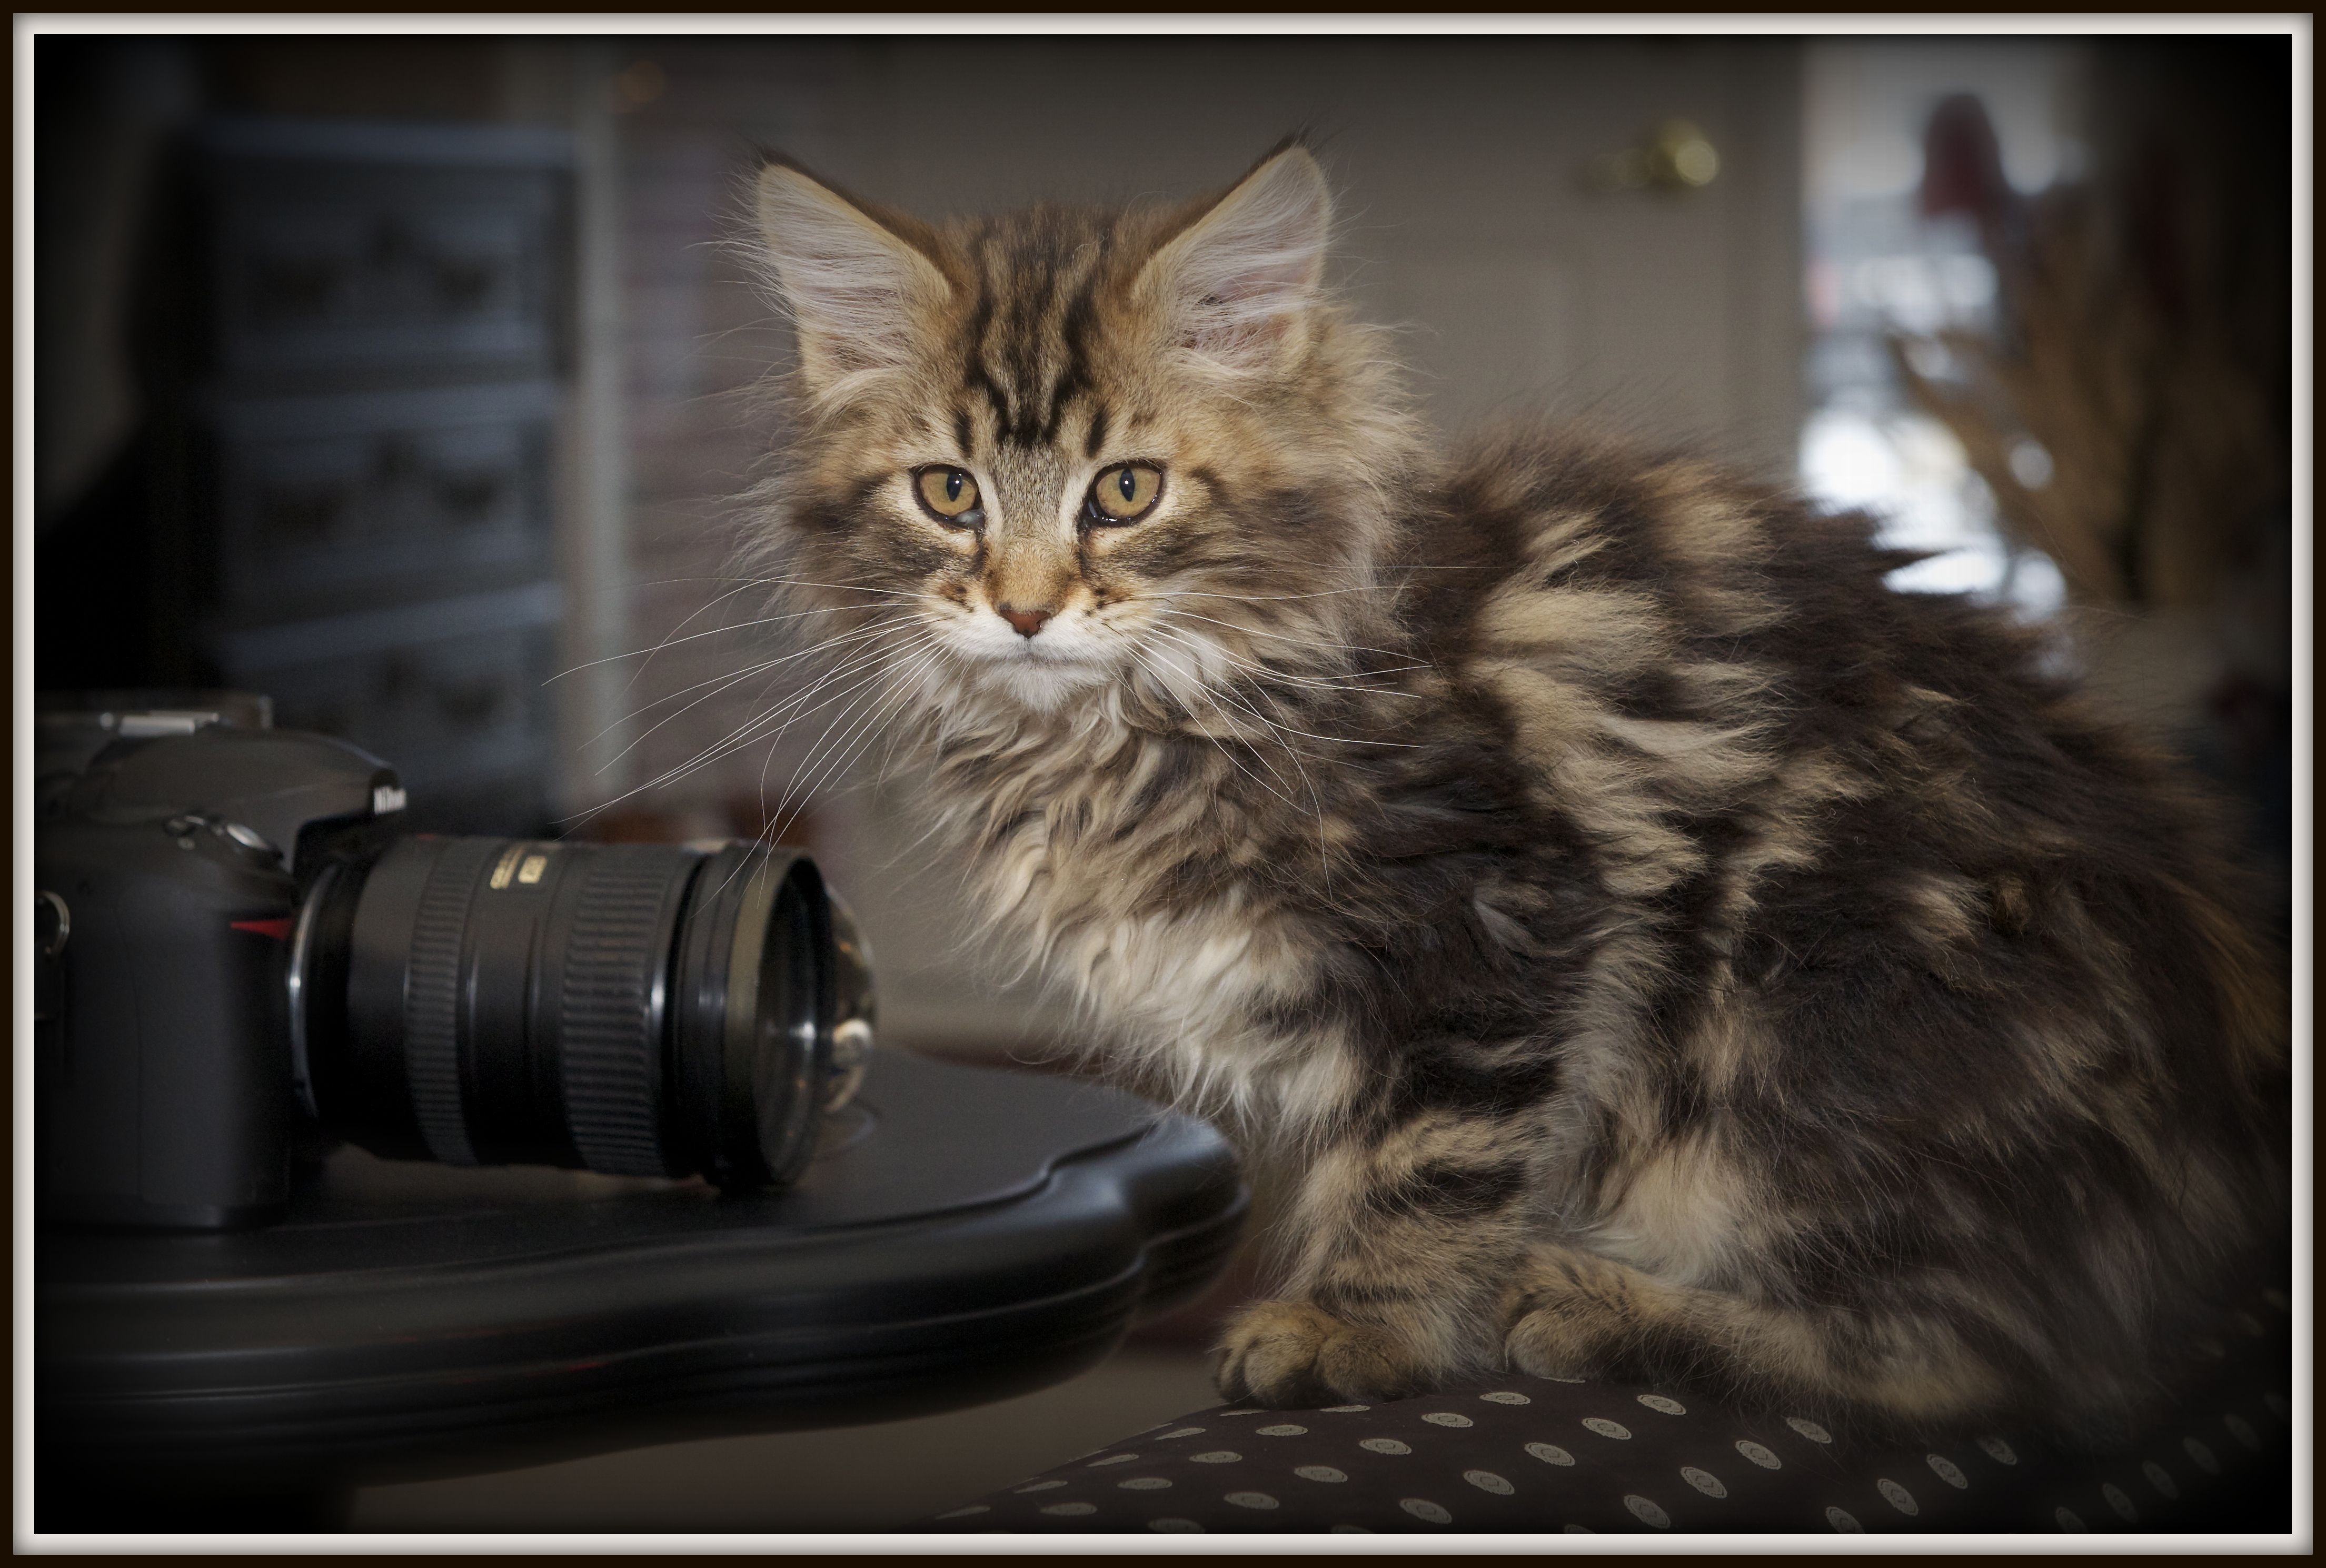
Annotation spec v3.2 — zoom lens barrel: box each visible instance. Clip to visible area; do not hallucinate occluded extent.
[291,837,847,1189]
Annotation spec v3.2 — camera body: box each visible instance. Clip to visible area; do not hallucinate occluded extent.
[36,714,406,1227]
[37,701,870,1231]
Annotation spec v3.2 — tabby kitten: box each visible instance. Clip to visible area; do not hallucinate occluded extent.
[743,142,2285,1440]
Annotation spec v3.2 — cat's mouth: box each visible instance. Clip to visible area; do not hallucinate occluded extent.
[933,608,1121,707]
[974,652,1115,712]
[952,615,1100,663]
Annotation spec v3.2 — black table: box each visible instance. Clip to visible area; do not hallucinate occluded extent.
[36,1050,1246,1531]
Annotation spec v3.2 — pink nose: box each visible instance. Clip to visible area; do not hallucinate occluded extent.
[999,603,1053,638]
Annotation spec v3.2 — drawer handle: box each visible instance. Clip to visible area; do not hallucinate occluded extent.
[434,259,499,311]
[250,257,344,320]
[436,474,504,522]
[373,438,422,483]
[259,485,347,544]
[376,653,423,703]
[436,680,504,727]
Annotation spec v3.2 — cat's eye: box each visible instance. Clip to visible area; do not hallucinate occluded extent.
[914,467,983,526]
[1086,463,1165,525]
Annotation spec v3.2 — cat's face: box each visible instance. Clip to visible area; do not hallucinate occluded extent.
[751,145,1409,718]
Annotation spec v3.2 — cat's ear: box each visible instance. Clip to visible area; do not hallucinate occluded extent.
[754,157,951,399]
[1136,141,1333,374]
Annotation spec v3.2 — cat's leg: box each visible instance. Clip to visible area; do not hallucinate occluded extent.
[1216,1109,1540,1406]
[1500,1241,2005,1426]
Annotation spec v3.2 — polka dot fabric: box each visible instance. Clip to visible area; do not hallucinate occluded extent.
[919,1288,2291,1534]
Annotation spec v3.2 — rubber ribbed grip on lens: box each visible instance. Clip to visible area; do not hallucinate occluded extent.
[559,855,677,1176]
[404,838,495,1165]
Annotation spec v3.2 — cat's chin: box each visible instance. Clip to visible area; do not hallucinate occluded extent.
[960,649,1115,713]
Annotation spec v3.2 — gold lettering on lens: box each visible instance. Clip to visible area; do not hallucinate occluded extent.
[489,843,528,890]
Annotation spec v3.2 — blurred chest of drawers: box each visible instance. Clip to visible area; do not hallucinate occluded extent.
[178,117,576,831]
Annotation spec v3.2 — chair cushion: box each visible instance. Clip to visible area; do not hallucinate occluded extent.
[918,1289,2290,1534]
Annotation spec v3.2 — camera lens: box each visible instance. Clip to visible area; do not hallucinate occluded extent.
[290,838,850,1188]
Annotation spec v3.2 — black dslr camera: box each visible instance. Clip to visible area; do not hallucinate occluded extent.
[35,696,874,1230]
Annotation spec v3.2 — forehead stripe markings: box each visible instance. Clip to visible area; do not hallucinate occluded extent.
[956,229,1108,451]
[1085,404,1110,461]
[1010,251,1075,448]
[981,242,1040,448]
[1039,275,1101,448]
[961,282,1016,444]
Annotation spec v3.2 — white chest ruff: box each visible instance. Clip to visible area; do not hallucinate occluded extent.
[980,835,1355,1128]
[1072,909,1283,1055]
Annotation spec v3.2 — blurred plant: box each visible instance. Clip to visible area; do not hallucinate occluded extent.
[1888,91,2283,612]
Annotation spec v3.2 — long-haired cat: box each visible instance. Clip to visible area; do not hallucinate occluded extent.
[740,141,2285,1441]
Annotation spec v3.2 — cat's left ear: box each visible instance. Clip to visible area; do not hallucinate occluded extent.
[754,157,952,400]
[1135,141,1333,374]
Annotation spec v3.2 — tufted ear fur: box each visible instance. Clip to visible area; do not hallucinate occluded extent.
[754,158,952,401]
[1135,141,1333,375]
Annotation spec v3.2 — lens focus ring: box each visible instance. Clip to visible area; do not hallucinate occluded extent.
[558,852,684,1176]
[405,838,496,1165]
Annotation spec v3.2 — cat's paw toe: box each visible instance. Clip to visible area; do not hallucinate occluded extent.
[1503,1302,1604,1381]
[1216,1299,1432,1406]
[1499,1255,1624,1380]
[1314,1320,1432,1403]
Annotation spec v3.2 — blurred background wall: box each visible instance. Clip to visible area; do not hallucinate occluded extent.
[37,31,2292,1063]
[29,28,2297,1528]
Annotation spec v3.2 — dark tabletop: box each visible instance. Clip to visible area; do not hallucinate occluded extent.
[37,1049,1247,1491]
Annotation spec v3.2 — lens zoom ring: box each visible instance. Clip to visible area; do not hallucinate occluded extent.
[559,856,677,1176]
[405,838,496,1165]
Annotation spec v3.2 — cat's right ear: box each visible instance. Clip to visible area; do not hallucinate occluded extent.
[753,158,951,400]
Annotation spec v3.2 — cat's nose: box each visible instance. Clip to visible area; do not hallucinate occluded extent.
[998,603,1054,638]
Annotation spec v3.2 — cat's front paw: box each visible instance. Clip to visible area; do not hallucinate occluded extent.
[1499,1245,1645,1381]
[1215,1299,1436,1407]
[1503,1300,1606,1381]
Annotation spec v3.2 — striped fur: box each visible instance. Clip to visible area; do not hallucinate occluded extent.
[744,144,2287,1443]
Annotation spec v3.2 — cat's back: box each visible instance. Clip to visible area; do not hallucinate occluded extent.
[1396,420,2031,888]
[1408,420,2243,876]
[1411,420,2014,706]
[1406,416,2283,1153]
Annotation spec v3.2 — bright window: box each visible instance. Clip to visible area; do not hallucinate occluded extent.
[1800,41,2088,617]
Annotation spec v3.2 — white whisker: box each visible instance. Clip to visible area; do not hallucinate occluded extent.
[1139,641,1306,816]
[585,613,922,766]
[1145,614,1430,700]
[562,622,931,827]
[1154,600,1415,663]
[1144,626,1424,750]
[550,600,890,684]
[764,639,950,841]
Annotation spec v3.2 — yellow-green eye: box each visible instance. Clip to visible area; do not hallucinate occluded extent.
[914,467,981,524]
[1088,463,1165,524]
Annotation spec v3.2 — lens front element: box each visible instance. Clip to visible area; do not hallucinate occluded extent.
[667,844,833,1190]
